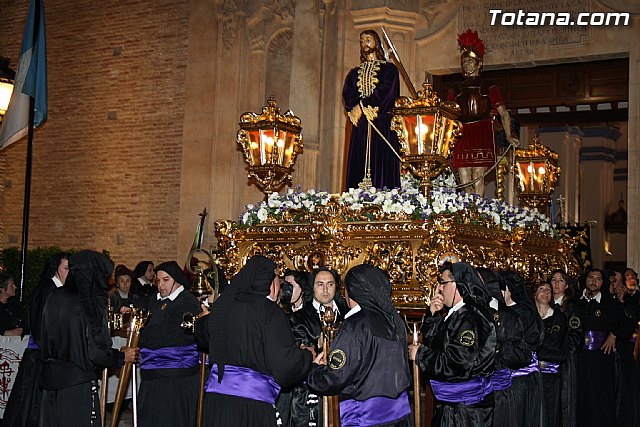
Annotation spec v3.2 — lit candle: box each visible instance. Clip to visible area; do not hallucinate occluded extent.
[414,117,428,155]
[528,162,535,192]
[259,130,266,164]
[413,323,418,345]
[277,137,285,165]
[265,136,274,164]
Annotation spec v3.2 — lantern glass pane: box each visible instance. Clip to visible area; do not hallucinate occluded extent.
[248,130,261,165]
[259,129,276,164]
[284,133,296,168]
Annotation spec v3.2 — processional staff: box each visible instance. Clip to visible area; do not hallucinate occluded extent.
[321,306,341,427]
[110,307,151,427]
[181,208,221,427]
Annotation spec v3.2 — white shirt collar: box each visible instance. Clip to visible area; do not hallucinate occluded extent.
[52,276,64,288]
[157,285,184,301]
[344,304,361,319]
[292,302,304,312]
[444,299,465,322]
[554,295,564,305]
[581,289,601,303]
[540,306,554,319]
[138,277,151,286]
[313,299,340,315]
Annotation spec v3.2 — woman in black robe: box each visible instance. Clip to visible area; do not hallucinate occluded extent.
[136,261,201,427]
[477,268,530,427]
[2,253,68,427]
[195,255,313,427]
[40,250,137,427]
[500,271,544,427]
[534,281,568,427]
[411,262,496,427]
[307,264,411,426]
[549,269,582,427]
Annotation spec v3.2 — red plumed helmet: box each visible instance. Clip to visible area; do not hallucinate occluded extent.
[457,29,485,60]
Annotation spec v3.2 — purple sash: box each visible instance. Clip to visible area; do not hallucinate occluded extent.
[430,376,492,405]
[205,364,281,405]
[339,391,411,427]
[139,344,200,370]
[539,360,560,374]
[584,330,608,351]
[511,352,539,378]
[491,368,512,391]
[27,335,40,350]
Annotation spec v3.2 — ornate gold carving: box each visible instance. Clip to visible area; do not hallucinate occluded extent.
[213,207,578,313]
[364,242,413,283]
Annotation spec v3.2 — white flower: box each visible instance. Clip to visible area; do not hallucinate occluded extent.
[257,208,268,221]
[402,201,415,215]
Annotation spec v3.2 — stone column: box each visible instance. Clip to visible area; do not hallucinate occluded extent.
[627,16,640,271]
[579,126,620,269]
[289,0,322,190]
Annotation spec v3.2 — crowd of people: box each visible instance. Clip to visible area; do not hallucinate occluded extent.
[0,251,639,427]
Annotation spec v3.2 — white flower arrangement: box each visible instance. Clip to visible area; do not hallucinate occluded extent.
[238,178,555,237]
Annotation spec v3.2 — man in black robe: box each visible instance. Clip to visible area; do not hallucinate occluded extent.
[195,255,314,427]
[2,253,68,427]
[477,268,530,427]
[500,271,544,427]
[308,264,411,426]
[409,262,496,426]
[576,268,625,427]
[40,250,138,427]
[137,261,202,427]
[288,268,348,426]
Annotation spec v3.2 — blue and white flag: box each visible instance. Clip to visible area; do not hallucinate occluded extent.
[0,0,47,150]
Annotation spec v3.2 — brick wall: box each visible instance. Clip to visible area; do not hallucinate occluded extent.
[0,0,189,268]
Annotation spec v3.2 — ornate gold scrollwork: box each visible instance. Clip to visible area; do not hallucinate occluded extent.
[212,206,578,312]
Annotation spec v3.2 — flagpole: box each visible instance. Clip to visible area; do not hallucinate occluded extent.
[19,96,35,302]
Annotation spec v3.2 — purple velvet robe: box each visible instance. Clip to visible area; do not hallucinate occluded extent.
[343,60,401,190]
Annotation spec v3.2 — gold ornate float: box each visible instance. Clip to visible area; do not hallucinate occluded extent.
[213,185,579,311]
[214,87,579,313]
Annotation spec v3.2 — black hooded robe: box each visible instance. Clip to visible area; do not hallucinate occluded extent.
[306,264,412,427]
[2,254,65,427]
[195,256,313,427]
[137,289,201,427]
[501,272,544,427]
[39,251,124,427]
[477,268,531,427]
[416,263,496,427]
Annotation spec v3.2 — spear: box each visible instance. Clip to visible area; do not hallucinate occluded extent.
[381,27,418,99]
